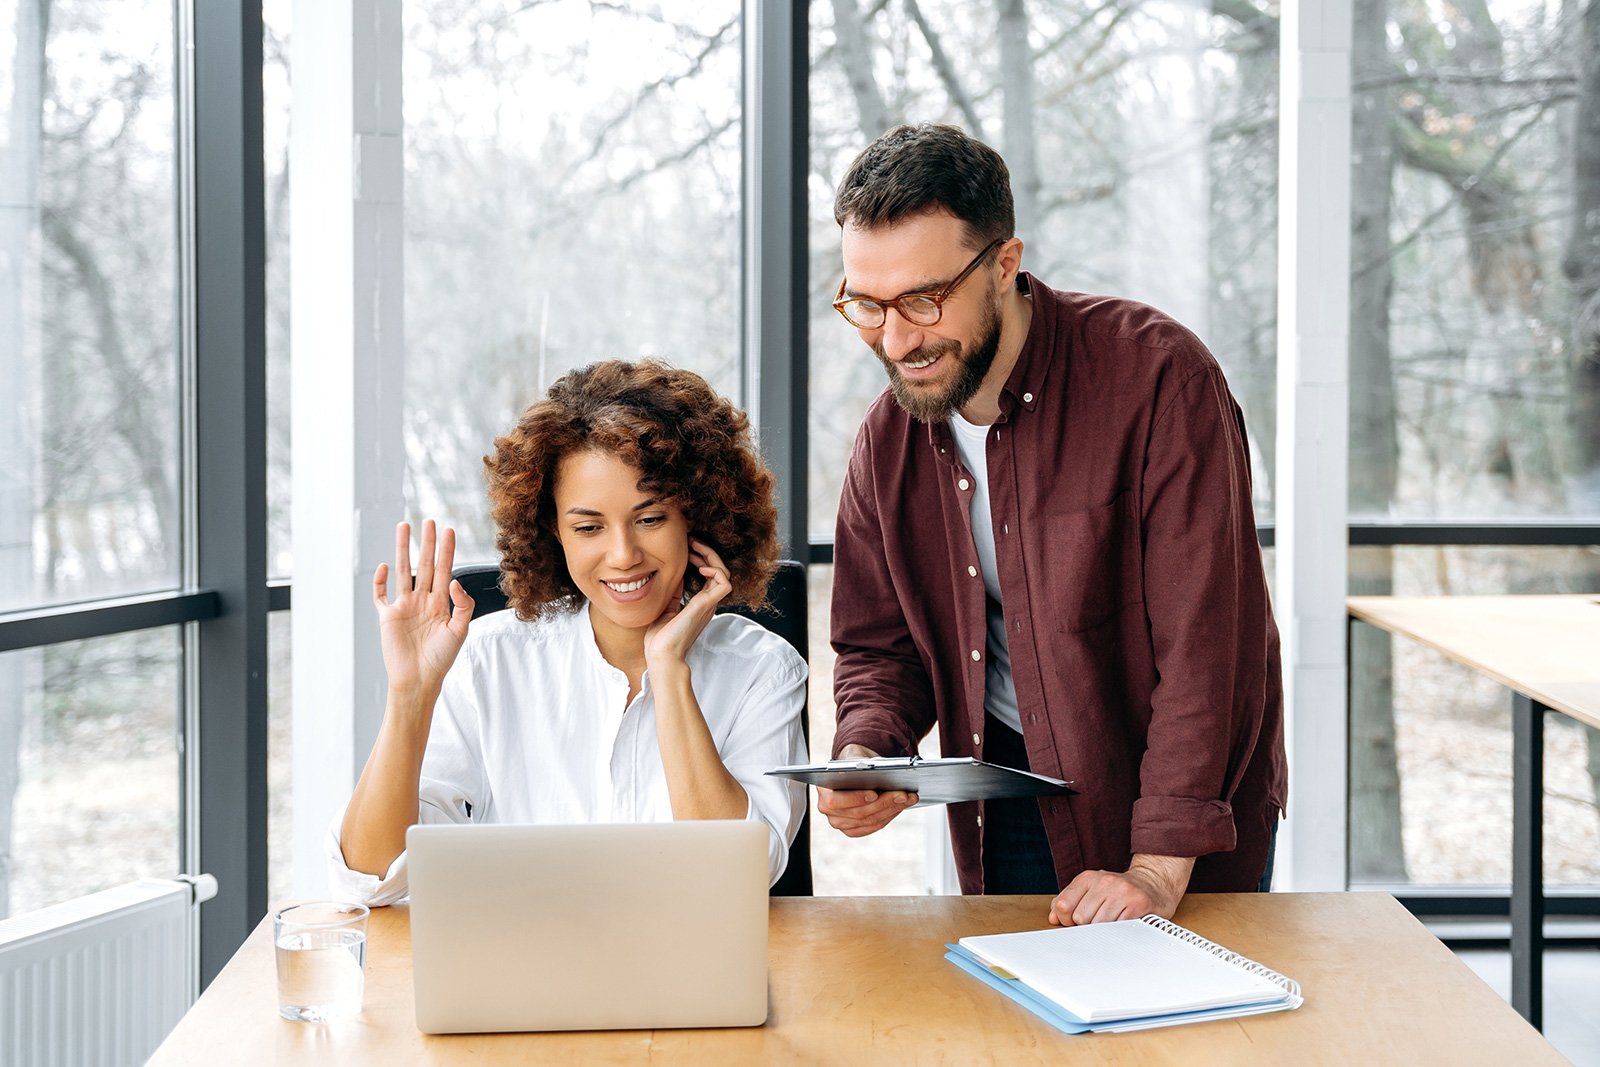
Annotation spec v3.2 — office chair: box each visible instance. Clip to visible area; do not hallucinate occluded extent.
[451,559,814,896]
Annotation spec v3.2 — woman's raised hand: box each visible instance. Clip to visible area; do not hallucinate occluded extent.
[372,519,475,699]
[643,538,733,671]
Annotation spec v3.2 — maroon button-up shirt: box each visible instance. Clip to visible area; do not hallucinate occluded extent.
[830,274,1287,894]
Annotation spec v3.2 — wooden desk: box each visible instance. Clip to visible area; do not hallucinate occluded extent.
[1347,592,1600,1030]
[150,893,1560,1064]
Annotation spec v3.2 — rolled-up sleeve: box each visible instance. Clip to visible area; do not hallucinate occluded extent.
[325,650,490,906]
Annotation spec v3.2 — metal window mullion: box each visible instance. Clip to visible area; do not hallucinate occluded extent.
[1348,522,1600,546]
[188,0,269,989]
[0,590,220,651]
[742,0,808,559]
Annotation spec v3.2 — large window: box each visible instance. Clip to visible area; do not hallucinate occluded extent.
[1,0,265,988]
[1349,0,1596,523]
[0,629,181,915]
[807,1,1280,542]
[0,0,181,613]
[1346,0,1600,888]
[0,1,183,920]
[402,0,744,562]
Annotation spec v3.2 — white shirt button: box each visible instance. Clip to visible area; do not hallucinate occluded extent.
[977,815,983,827]
[973,732,981,745]
[968,565,978,577]
[958,478,970,491]
[1023,392,1034,403]
[970,649,981,661]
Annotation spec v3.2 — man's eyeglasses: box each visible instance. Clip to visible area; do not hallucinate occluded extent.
[832,238,1005,330]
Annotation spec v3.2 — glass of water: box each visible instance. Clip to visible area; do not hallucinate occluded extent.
[273,901,369,1022]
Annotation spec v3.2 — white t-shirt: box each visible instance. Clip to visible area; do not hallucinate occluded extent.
[326,601,809,905]
[947,411,1023,733]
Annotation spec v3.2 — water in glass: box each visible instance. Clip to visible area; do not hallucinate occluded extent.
[275,926,367,1022]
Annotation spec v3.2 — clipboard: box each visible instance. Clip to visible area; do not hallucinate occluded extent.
[765,755,1075,805]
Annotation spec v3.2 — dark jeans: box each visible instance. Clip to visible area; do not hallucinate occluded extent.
[1257,816,1279,893]
[979,715,1059,894]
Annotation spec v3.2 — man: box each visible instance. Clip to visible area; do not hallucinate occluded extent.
[818,123,1286,926]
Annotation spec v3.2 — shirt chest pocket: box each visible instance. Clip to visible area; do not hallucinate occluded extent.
[1039,491,1141,633]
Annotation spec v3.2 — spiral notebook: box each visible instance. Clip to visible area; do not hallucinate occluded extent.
[945,915,1302,1034]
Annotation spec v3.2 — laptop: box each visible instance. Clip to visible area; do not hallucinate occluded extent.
[405,820,770,1034]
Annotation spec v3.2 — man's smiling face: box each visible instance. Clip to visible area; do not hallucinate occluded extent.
[838,211,1004,423]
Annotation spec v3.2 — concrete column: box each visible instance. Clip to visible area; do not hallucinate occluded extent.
[1274,0,1353,890]
[290,0,405,896]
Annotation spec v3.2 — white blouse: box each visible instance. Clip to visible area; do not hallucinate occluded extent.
[327,600,808,905]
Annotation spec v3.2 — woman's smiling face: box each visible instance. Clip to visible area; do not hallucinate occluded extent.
[552,449,690,635]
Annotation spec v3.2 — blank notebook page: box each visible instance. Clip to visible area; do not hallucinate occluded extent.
[958,919,1286,1023]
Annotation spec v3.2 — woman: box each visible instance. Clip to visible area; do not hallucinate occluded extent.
[329,360,807,905]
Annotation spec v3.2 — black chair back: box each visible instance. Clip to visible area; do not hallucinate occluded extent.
[450,560,813,896]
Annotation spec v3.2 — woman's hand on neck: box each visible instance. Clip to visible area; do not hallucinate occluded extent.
[643,540,734,678]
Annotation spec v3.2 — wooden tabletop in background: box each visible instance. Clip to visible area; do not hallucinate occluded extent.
[1346,593,1600,728]
[150,892,1561,1064]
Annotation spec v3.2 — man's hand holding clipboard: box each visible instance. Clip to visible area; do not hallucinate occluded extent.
[770,745,1077,837]
[815,745,916,838]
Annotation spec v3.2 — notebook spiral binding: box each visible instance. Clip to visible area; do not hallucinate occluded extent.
[1139,915,1303,999]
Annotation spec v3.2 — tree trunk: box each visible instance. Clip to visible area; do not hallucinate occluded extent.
[997,0,1040,250]
[1561,0,1600,812]
[40,212,178,563]
[0,0,48,919]
[1348,0,1408,883]
[829,0,894,138]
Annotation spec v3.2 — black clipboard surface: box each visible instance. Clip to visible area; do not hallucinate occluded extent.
[766,756,1076,805]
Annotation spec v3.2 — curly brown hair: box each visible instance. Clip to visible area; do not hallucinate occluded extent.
[484,359,780,621]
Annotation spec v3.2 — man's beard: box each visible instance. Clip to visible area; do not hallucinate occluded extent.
[875,296,1003,424]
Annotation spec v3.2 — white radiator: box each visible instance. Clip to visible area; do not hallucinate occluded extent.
[0,876,215,1067]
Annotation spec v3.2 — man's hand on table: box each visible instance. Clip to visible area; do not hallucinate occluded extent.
[1048,853,1196,926]
[816,744,919,837]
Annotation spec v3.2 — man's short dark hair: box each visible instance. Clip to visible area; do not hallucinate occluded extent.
[832,123,1014,249]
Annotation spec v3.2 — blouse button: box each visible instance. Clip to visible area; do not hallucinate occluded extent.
[970,649,981,661]
[1023,392,1034,403]
[968,565,978,577]
[958,478,970,491]
[972,732,980,745]
[977,815,983,828]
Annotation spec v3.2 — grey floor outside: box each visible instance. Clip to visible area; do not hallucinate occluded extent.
[1451,944,1600,1066]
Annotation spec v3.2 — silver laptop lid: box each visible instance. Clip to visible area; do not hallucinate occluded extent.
[406,821,769,1034]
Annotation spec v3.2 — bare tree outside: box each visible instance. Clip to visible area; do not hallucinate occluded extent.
[1347,0,1600,884]
[401,0,743,562]
[0,0,183,917]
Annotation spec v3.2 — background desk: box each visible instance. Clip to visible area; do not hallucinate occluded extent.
[1348,592,1600,1029]
[151,892,1561,1064]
